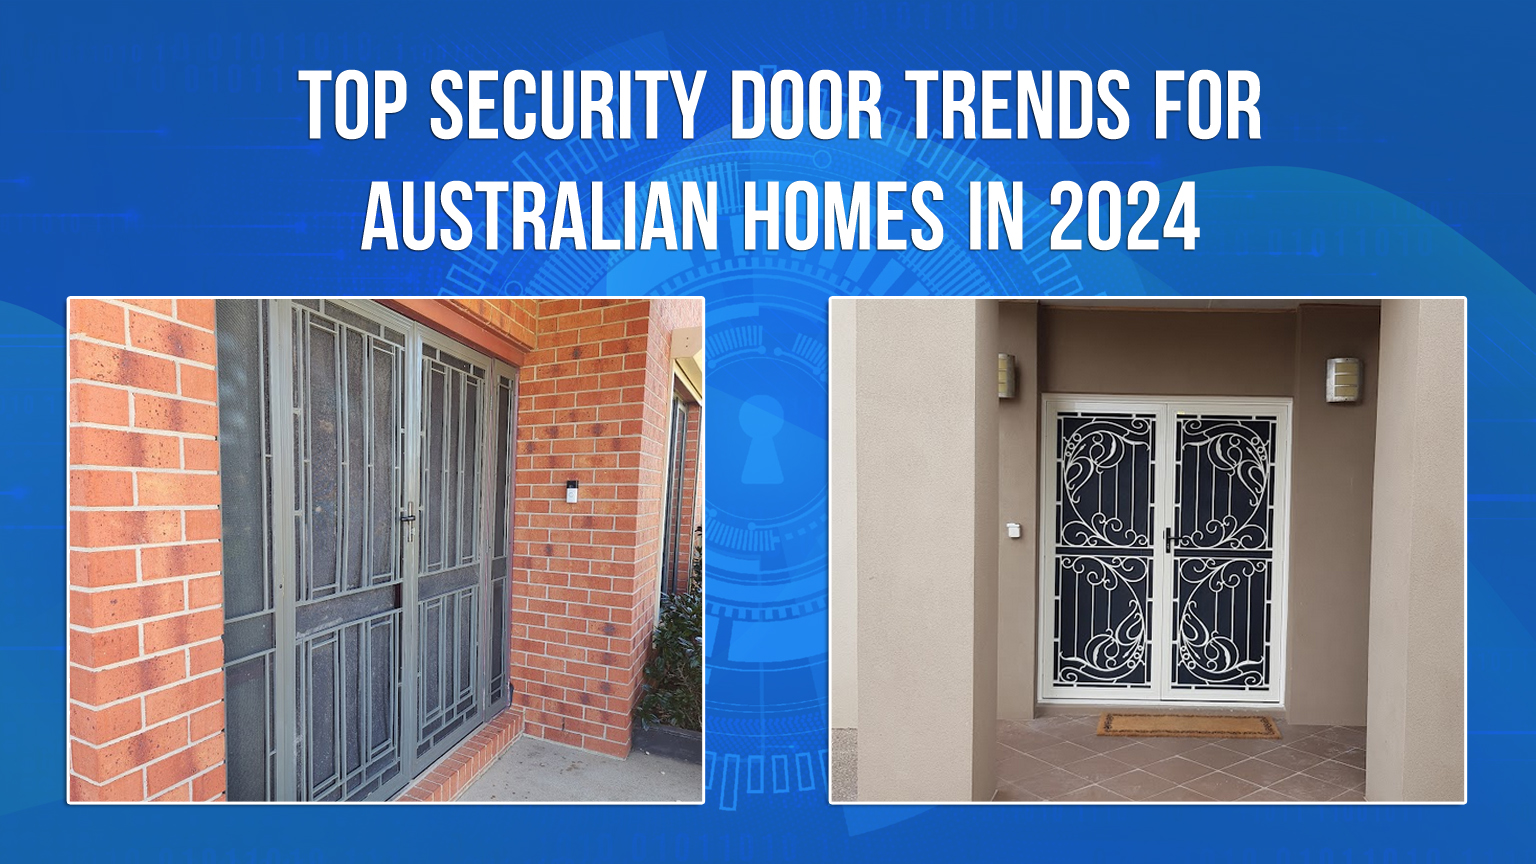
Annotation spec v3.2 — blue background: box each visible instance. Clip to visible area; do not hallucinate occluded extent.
[2,0,1531,859]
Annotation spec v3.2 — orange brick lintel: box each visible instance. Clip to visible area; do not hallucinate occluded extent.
[395,708,523,802]
[379,299,531,366]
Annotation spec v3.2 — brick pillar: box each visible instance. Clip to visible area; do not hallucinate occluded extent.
[510,297,700,757]
[67,299,226,802]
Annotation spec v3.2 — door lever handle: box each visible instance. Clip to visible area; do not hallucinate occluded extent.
[1164,527,1173,553]
[401,504,417,542]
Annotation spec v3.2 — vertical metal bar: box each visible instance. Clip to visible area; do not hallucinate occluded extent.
[476,362,501,713]
[301,315,313,602]
[454,370,466,565]
[508,370,520,702]
[470,375,483,563]
[357,618,369,790]
[333,322,344,593]
[402,345,408,581]
[399,323,423,781]
[264,653,274,800]
[339,326,351,594]
[436,597,447,729]
[268,299,299,802]
[362,338,373,586]
[440,367,451,571]
[260,301,274,614]
[332,631,343,798]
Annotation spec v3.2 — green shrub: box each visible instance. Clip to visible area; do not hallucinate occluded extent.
[635,550,703,731]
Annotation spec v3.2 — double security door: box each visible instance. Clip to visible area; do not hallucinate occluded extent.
[217,299,516,801]
[1038,396,1291,705]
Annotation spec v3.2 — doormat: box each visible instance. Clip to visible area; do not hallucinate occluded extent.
[1097,713,1281,739]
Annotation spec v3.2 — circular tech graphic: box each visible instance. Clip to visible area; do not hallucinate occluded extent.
[420,50,1148,812]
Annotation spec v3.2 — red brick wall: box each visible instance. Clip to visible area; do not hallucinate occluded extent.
[448,298,539,350]
[67,298,226,802]
[642,302,703,590]
[509,297,702,756]
[509,298,651,757]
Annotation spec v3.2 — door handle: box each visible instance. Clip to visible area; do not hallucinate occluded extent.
[1164,526,1173,553]
[401,504,417,542]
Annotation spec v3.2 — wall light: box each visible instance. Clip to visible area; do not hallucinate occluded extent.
[998,353,1017,399]
[1326,357,1362,403]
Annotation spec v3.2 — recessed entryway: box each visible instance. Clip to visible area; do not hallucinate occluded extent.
[828,297,1465,803]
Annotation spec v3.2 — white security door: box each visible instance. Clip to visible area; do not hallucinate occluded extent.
[1037,396,1291,706]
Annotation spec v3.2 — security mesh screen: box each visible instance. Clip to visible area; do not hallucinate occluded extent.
[215,299,278,801]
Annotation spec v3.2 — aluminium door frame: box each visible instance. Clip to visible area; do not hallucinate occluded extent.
[483,357,519,720]
[1035,393,1293,708]
[267,299,300,801]
[660,394,689,597]
[260,298,513,800]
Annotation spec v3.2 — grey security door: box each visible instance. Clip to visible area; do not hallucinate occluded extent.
[412,338,491,766]
[1038,397,1290,706]
[216,299,516,802]
[289,301,410,801]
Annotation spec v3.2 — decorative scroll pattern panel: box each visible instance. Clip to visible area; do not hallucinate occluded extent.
[1050,412,1157,688]
[1171,415,1278,691]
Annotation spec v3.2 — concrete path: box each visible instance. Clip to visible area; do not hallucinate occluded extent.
[830,728,858,802]
[458,730,703,803]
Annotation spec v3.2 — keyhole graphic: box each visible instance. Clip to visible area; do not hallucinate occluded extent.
[739,394,784,485]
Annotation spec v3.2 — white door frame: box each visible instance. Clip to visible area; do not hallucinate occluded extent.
[1035,394,1293,707]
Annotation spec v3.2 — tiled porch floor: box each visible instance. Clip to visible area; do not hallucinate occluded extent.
[996,715,1367,802]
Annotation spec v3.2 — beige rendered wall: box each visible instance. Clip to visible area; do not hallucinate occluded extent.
[1285,305,1381,725]
[1039,307,1295,396]
[996,302,1040,719]
[850,298,999,802]
[1366,299,1466,802]
[970,300,1001,801]
[828,300,857,730]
